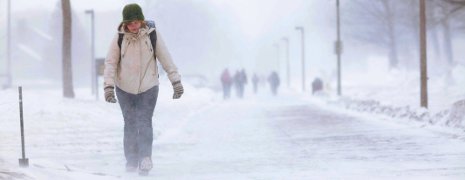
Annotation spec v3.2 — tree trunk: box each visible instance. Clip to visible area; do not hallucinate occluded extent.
[420,0,428,108]
[388,31,399,69]
[62,0,75,98]
[430,26,442,62]
[383,0,399,69]
[441,19,455,84]
[442,19,454,65]
[409,0,420,69]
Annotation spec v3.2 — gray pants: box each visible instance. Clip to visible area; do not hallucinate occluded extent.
[116,86,159,166]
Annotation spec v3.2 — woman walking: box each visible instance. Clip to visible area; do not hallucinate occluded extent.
[103,3,183,176]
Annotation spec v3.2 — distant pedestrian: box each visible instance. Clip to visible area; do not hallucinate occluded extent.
[233,69,248,98]
[220,68,233,99]
[103,3,183,176]
[312,77,323,95]
[268,71,280,96]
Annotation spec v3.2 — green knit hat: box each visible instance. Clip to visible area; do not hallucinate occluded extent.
[122,3,145,23]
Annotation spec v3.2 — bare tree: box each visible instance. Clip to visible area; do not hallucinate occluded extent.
[344,0,401,69]
[428,0,465,66]
[444,0,465,37]
[439,3,455,65]
[61,0,75,98]
[399,0,454,66]
[346,0,464,69]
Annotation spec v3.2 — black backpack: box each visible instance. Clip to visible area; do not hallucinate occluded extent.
[117,20,157,58]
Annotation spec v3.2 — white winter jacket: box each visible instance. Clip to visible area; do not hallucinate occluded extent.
[104,26,181,94]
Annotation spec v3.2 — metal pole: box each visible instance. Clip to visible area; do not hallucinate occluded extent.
[419,0,428,108]
[336,0,342,96]
[92,11,98,100]
[18,86,29,167]
[86,10,97,100]
[295,27,306,92]
[6,0,12,88]
[282,38,290,88]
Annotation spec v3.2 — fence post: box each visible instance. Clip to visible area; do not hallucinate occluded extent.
[18,86,29,167]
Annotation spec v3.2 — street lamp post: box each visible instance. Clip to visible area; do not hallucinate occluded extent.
[336,0,342,96]
[85,9,97,100]
[295,26,306,92]
[282,37,290,88]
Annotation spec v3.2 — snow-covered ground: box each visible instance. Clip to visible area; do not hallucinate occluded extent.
[319,64,465,132]
[0,73,464,179]
[0,80,218,179]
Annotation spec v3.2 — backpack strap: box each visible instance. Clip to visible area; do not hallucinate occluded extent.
[117,33,124,49]
[146,20,157,58]
[149,30,157,58]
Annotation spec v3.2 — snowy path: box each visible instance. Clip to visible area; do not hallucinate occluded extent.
[1,90,465,179]
[148,96,465,179]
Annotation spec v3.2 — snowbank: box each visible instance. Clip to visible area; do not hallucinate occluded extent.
[320,65,465,132]
[330,97,465,131]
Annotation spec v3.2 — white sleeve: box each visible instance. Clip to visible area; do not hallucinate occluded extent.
[103,33,120,87]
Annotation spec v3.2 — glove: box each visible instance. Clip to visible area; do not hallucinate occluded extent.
[104,86,117,103]
[172,81,184,99]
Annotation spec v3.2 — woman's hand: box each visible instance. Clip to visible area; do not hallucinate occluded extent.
[172,81,184,99]
[104,86,117,103]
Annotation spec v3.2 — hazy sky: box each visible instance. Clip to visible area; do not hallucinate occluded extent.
[8,0,310,41]
[9,0,126,12]
[1,0,346,87]
[208,0,308,40]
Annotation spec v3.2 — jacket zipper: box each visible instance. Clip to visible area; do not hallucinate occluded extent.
[138,39,154,93]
